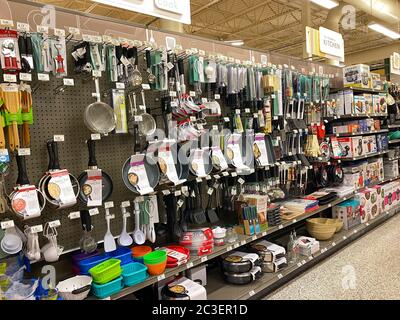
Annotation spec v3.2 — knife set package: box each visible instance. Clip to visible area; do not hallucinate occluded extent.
[0,30,21,73]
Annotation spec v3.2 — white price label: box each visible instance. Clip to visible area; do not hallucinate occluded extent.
[92,70,102,78]
[201,98,208,103]
[196,177,203,183]
[3,74,16,83]
[262,232,267,237]
[245,108,251,113]
[278,225,283,230]
[301,260,306,265]
[134,116,143,122]
[240,240,247,246]
[54,28,66,37]
[0,19,13,27]
[309,256,314,261]
[31,225,43,233]
[297,262,302,268]
[53,135,65,142]
[214,175,221,180]
[91,134,101,141]
[1,220,14,229]
[18,148,31,156]
[238,178,245,185]
[233,242,240,248]
[249,290,255,297]
[207,188,214,195]
[105,201,114,209]
[89,208,100,216]
[157,274,166,281]
[177,199,184,208]
[38,73,50,81]
[186,262,194,269]
[206,175,212,181]
[190,116,196,122]
[142,84,151,90]
[343,236,347,240]
[49,220,61,228]
[37,25,49,33]
[169,91,177,97]
[69,212,80,220]
[92,36,102,43]
[212,125,218,131]
[17,22,29,32]
[162,190,171,196]
[222,172,229,177]
[235,109,241,115]
[19,73,32,82]
[201,256,208,263]
[102,35,112,43]
[332,242,336,247]
[189,91,196,97]
[115,82,125,89]
[277,274,283,280]
[224,117,230,122]
[252,235,257,241]
[227,246,233,252]
[174,190,182,197]
[231,172,238,177]
[215,94,220,100]
[68,27,80,35]
[121,201,131,208]
[63,78,74,86]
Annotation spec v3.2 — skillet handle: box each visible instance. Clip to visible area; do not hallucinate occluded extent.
[133,47,138,66]
[80,210,92,232]
[52,141,61,170]
[178,58,185,76]
[87,139,98,168]
[16,155,30,186]
[47,140,55,171]
[146,50,151,69]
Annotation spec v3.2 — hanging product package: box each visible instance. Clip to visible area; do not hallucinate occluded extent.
[49,36,68,77]
[106,44,118,82]
[226,133,250,171]
[18,34,34,73]
[48,169,77,208]
[253,133,269,167]
[158,140,186,186]
[84,169,103,207]
[112,89,128,134]
[0,29,21,73]
[128,154,154,195]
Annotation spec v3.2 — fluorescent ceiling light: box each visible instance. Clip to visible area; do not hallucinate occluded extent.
[225,40,244,46]
[368,23,400,39]
[310,0,339,9]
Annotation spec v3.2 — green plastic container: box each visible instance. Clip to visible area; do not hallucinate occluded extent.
[143,251,167,265]
[89,259,122,284]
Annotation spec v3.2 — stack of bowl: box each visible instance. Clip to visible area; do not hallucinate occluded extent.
[306,218,343,241]
[143,250,167,276]
[131,246,152,264]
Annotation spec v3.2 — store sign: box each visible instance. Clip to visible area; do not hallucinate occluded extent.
[93,0,191,24]
[319,27,344,61]
[390,52,400,75]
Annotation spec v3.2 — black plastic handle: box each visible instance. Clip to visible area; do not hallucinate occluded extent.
[18,36,26,55]
[52,141,61,170]
[87,139,98,168]
[146,50,152,69]
[167,53,175,79]
[80,210,92,232]
[16,155,30,186]
[71,285,91,295]
[47,140,55,171]
[132,47,139,66]
[26,36,33,55]
[178,58,185,76]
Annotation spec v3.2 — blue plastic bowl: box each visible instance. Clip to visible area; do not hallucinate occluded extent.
[106,247,133,265]
[121,262,148,287]
[78,254,108,275]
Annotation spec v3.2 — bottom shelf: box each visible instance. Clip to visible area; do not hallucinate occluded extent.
[206,205,400,300]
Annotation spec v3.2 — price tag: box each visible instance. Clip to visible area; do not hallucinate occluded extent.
[92,35,102,43]
[189,91,196,97]
[0,19,14,27]
[63,78,74,86]
[116,82,125,89]
[297,262,302,268]
[354,229,358,234]
[169,91,177,97]
[174,190,181,197]
[89,208,99,216]
[141,83,150,90]
[121,201,131,208]
[240,240,247,246]
[102,35,112,43]
[292,219,297,224]
[249,290,255,297]
[134,116,143,122]
[17,22,29,32]
[252,235,257,241]
[231,172,238,177]
[157,274,166,281]
[1,220,14,229]
[207,188,214,196]
[214,175,221,180]
[233,242,240,248]
[37,25,49,34]
[215,94,220,100]
[162,190,171,196]
[92,70,102,78]
[235,109,241,115]
[343,236,347,240]
[245,108,251,113]
[212,125,219,131]
[278,225,283,230]
[222,172,229,177]
[68,27,80,35]
[186,262,194,269]
[49,220,61,228]
[170,101,178,107]
[301,260,306,265]
[196,177,203,183]
[68,211,80,220]
[91,134,101,141]
[18,148,31,156]
[19,73,32,82]
[224,117,230,122]
[238,178,245,185]
[105,201,114,209]
[262,232,267,237]
[309,256,314,261]
[277,274,283,280]
[3,74,16,83]
[177,199,184,208]
[31,224,43,233]
[201,256,208,263]
[206,175,212,181]
[332,242,336,247]
[227,246,233,252]
[201,98,208,103]
[53,135,65,142]
[54,28,66,37]
[38,73,50,81]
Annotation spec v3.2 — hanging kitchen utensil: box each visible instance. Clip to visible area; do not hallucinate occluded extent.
[190,180,207,225]
[133,201,145,245]
[40,140,79,209]
[118,206,133,247]
[205,180,219,223]
[78,139,113,206]
[9,155,45,220]
[84,77,116,135]
[127,92,139,137]
[146,49,156,84]
[19,84,33,148]
[104,208,117,253]
[0,83,21,151]
[79,210,97,254]
[138,90,156,136]
[131,47,143,87]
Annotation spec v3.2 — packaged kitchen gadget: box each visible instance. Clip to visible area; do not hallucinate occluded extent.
[179,228,214,256]
[162,277,207,300]
[250,240,286,263]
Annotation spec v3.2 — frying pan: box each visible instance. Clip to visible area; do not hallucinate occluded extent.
[78,139,113,205]
[84,78,116,135]
[40,140,80,208]
[188,148,213,177]
[9,155,46,219]
[121,153,160,194]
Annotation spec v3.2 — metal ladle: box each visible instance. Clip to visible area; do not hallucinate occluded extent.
[131,47,143,87]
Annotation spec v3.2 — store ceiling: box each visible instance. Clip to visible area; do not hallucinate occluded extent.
[32,0,397,58]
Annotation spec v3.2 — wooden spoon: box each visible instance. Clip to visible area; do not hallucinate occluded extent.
[0,85,20,152]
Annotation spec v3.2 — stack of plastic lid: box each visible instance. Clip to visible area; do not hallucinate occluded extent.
[179,228,214,256]
[164,246,190,268]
